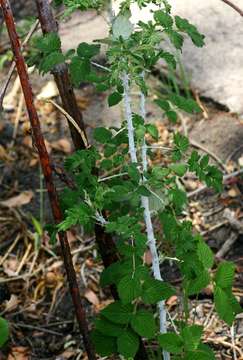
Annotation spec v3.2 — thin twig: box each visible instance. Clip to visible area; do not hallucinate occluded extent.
[221,0,243,16]
[0,20,39,109]
[0,2,96,358]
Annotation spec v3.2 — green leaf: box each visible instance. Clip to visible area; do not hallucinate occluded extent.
[118,275,142,304]
[197,240,214,269]
[166,30,184,50]
[146,124,159,140]
[95,317,124,337]
[158,333,183,354]
[169,94,201,113]
[128,164,141,183]
[77,42,100,58]
[169,163,187,177]
[112,14,134,40]
[160,51,177,69]
[152,167,170,180]
[36,32,61,53]
[215,262,235,289]
[181,325,203,351]
[40,51,65,73]
[108,92,123,107]
[142,279,176,304]
[131,310,156,339]
[155,99,170,111]
[166,110,178,123]
[214,286,236,325]
[117,329,139,358]
[70,56,90,86]
[186,270,211,296]
[154,10,173,28]
[101,301,133,324]
[0,317,9,347]
[91,330,117,356]
[175,16,205,47]
[93,127,112,144]
[169,187,187,212]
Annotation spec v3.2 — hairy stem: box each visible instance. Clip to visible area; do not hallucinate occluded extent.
[122,72,169,360]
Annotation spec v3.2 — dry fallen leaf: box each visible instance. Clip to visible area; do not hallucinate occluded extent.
[4,295,20,312]
[0,144,14,161]
[37,81,59,100]
[84,289,99,306]
[0,191,34,208]
[51,139,72,154]
[8,346,30,360]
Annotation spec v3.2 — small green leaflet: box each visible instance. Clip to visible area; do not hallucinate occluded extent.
[214,286,241,325]
[0,317,9,347]
[175,16,205,47]
[215,261,235,289]
[77,42,100,58]
[117,329,139,358]
[112,14,134,40]
[181,325,203,351]
[131,310,156,339]
[70,56,90,86]
[169,163,187,177]
[93,127,112,144]
[197,240,214,269]
[118,275,142,304]
[158,333,183,354]
[39,52,65,74]
[155,99,170,111]
[95,317,124,337]
[154,10,173,28]
[166,30,184,50]
[142,279,176,304]
[36,32,61,54]
[101,301,133,324]
[169,94,201,114]
[91,330,117,356]
[108,92,123,107]
[146,124,159,140]
[128,163,141,183]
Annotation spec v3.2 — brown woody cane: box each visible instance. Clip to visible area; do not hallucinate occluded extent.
[0,1,96,358]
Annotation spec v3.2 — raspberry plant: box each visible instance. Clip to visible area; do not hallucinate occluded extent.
[1,0,242,358]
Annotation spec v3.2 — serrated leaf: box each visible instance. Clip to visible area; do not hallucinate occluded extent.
[77,42,100,58]
[197,240,214,269]
[181,325,203,351]
[169,94,201,114]
[169,187,187,212]
[101,301,133,324]
[93,127,112,144]
[166,30,184,50]
[95,317,124,337]
[166,110,178,123]
[91,330,117,356]
[128,164,140,183]
[175,16,205,47]
[155,99,170,111]
[169,163,187,177]
[214,286,235,325]
[142,279,176,304]
[215,262,235,289]
[186,270,211,296]
[154,10,173,28]
[158,333,183,354]
[36,32,61,53]
[112,14,134,40]
[160,51,177,69]
[117,329,139,358]
[108,92,123,107]
[0,317,9,347]
[69,56,90,86]
[146,124,159,140]
[118,275,142,304]
[131,310,156,339]
[40,51,65,73]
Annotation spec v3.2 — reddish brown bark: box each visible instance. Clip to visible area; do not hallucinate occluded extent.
[0,1,95,359]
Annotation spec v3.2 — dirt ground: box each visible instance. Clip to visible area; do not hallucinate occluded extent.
[0,4,243,360]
